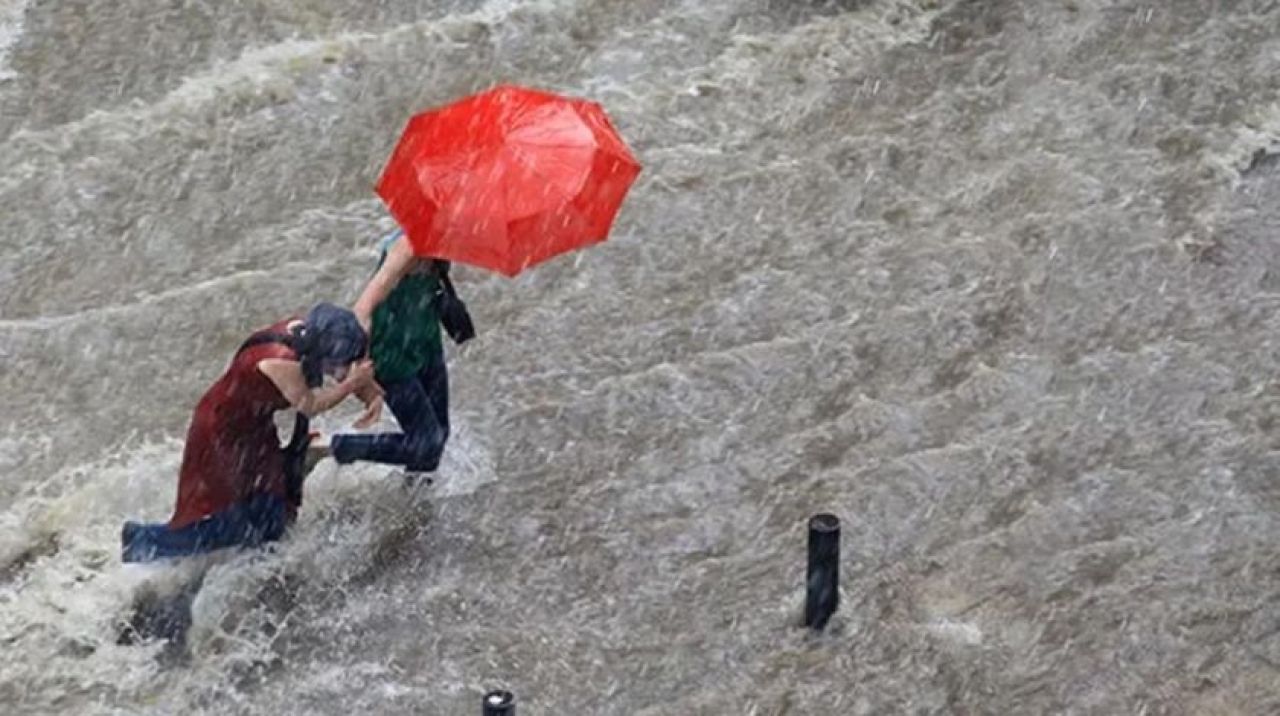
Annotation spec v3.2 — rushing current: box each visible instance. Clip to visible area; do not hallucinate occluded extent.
[3,0,1280,713]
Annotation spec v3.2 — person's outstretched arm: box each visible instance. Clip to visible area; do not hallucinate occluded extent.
[258,359,375,417]
[352,235,415,334]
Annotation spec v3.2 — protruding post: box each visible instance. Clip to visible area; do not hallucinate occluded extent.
[482,689,515,715]
[804,513,840,630]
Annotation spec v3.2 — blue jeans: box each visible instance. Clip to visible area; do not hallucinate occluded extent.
[121,493,288,563]
[331,346,450,472]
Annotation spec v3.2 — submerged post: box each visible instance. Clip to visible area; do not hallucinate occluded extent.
[804,513,840,630]
[482,689,515,715]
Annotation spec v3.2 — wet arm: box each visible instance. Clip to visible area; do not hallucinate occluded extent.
[353,235,415,333]
[258,360,358,417]
[353,381,383,402]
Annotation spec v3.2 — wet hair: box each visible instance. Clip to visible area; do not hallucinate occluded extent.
[292,302,368,387]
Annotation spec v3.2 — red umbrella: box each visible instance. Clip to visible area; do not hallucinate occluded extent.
[376,85,642,276]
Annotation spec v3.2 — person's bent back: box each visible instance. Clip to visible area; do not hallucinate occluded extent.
[122,303,374,563]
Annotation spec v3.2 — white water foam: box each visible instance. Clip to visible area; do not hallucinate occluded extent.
[0,0,29,82]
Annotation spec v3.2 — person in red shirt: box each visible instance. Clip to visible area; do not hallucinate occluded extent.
[122,303,381,562]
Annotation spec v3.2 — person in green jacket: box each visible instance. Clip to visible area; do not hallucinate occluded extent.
[326,229,452,474]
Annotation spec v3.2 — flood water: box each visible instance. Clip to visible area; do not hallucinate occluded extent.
[2,0,1280,713]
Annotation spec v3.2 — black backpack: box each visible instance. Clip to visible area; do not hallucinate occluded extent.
[431,259,476,345]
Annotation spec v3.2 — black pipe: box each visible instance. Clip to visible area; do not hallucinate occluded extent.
[482,689,515,715]
[804,513,840,630]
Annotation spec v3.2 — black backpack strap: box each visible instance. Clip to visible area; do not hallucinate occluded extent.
[435,269,476,345]
[281,413,310,508]
[236,331,296,356]
[440,272,458,299]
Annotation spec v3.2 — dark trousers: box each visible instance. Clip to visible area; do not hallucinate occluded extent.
[331,345,450,472]
[122,493,287,563]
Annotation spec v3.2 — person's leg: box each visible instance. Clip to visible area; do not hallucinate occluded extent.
[121,494,286,563]
[423,345,450,448]
[405,345,449,472]
[329,375,435,467]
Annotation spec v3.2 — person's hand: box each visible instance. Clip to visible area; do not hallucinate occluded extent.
[353,392,384,429]
[344,359,375,390]
[354,379,384,403]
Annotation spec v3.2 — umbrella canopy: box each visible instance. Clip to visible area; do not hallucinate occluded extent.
[376,85,642,276]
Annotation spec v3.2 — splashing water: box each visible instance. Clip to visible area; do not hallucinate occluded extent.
[3,0,1280,713]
